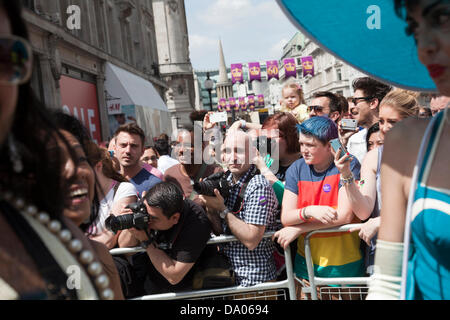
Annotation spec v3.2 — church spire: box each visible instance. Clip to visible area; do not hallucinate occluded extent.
[218,39,229,85]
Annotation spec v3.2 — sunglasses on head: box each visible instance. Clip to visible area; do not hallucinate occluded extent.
[0,35,33,86]
[307,105,324,113]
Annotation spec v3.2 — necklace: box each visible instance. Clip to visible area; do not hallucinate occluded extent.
[0,190,114,300]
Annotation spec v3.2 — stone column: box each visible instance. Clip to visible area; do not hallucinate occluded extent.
[96,64,110,141]
[39,34,62,110]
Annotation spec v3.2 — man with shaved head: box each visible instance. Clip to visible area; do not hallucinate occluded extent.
[199,130,279,290]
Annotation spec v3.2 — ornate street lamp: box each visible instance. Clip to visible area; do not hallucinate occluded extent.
[204,72,215,111]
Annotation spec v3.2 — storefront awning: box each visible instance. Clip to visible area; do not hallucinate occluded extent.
[105,62,168,113]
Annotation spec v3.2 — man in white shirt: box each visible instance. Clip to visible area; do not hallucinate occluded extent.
[154,138,179,174]
[344,77,392,163]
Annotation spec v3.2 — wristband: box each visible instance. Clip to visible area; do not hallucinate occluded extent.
[340,174,354,186]
[299,208,308,223]
[240,120,247,129]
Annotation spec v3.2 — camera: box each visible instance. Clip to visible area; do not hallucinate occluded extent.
[193,172,231,198]
[341,118,358,131]
[255,136,272,156]
[105,201,151,234]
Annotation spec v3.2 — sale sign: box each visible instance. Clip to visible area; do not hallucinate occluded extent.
[60,75,102,144]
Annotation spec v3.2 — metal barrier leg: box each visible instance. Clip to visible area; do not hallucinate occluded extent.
[283,244,297,300]
[304,234,318,300]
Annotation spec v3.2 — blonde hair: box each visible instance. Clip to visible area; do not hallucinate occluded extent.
[380,89,420,118]
[282,82,306,105]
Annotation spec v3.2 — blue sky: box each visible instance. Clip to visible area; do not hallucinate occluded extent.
[185,0,299,71]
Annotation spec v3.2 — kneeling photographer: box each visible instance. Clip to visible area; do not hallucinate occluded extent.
[198,130,279,288]
[107,182,212,296]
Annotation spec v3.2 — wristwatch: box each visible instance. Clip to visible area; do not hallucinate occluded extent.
[140,239,153,249]
[219,208,230,220]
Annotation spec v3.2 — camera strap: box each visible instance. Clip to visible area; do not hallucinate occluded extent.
[227,165,260,214]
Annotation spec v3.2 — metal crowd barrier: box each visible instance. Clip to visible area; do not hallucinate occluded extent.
[301,224,371,300]
[109,232,298,300]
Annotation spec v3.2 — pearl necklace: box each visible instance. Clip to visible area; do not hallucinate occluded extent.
[0,191,114,300]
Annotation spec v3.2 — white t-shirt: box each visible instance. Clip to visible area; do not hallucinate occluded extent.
[347,128,368,164]
[94,182,138,234]
[157,155,179,174]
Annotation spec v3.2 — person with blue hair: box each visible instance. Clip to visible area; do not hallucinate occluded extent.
[273,116,364,300]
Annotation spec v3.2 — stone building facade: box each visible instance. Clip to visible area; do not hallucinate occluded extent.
[21,0,195,143]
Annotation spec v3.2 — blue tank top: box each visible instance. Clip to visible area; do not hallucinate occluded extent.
[403,109,450,300]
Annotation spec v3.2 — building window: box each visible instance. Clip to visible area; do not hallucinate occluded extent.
[337,68,342,81]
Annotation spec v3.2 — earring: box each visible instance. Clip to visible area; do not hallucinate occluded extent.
[8,134,23,173]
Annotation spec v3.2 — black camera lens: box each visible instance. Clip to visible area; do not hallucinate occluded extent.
[193,172,231,198]
[105,214,135,233]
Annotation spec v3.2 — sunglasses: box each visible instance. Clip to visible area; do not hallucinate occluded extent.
[351,97,373,105]
[307,105,324,113]
[0,35,33,86]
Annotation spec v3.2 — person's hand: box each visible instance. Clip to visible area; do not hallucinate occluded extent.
[305,206,338,224]
[229,120,244,132]
[251,148,267,171]
[349,218,380,246]
[331,147,353,178]
[338,122,359,145]
[272,227,303,250]
[127,228,149,243]
[198,189,226,212]
[118,206,133,216]
[203,112,217,131]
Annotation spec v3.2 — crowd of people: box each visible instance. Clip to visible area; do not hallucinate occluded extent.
[0,0,449,301]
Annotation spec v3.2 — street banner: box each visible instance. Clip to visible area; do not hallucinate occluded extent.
[301,56,315,77]
[229,97,237,111]
[284,58,297,79]
[257,94,265,107]
[248,95,256,111]
[248,62,261,82]
[239,97,247,111]
[231,63,244,84]
[266,60,279,81]
[218,98,227,112]
[225,102,232,113]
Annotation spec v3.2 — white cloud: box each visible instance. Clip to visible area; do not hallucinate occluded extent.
[186,0,299,69]
[189,34,218,50]
[201,0,282,29]
[269,38,290,60]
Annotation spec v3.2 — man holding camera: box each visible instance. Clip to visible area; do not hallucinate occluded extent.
[199,130,279,288]
[117,182,212,296]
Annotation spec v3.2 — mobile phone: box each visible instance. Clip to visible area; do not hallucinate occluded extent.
[341,118,358,131]
[209,112,228,124]
[330,138,350,161]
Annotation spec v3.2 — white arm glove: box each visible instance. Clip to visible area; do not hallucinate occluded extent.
[366,239,404,300]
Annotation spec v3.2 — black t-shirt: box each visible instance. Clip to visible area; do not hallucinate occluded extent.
[275,165,290,182]
[132,200,212,295]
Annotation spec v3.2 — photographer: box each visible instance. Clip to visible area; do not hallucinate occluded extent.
[198,130,279,288]
[114,182,212,296]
